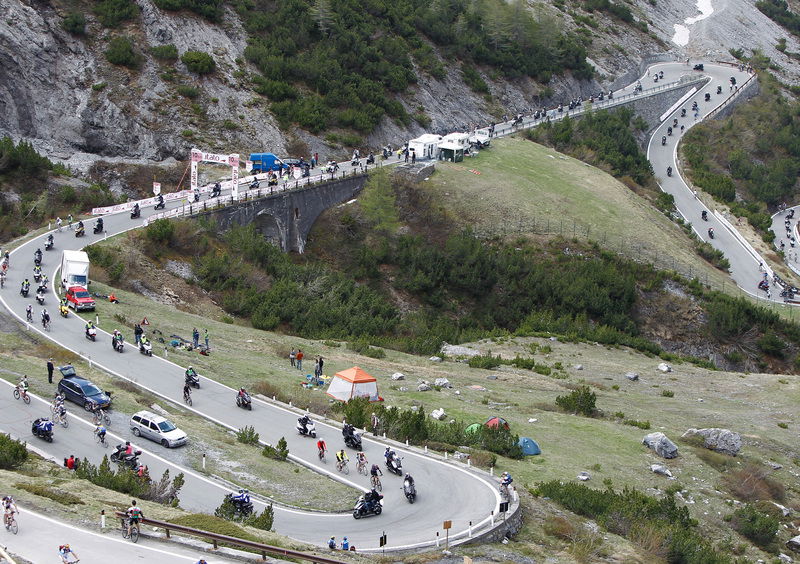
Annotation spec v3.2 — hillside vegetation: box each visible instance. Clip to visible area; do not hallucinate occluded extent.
[681,72,800,240]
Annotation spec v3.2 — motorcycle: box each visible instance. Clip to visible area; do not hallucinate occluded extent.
[93,221,104,234]
[704,92,711,102]
[130,205,140,219]
[35,291,45,305]
[236,392,252,410]
[661,136,667,146]
[185,372,200,389]
[154,198,166,210]
[403,477,417,503]
[701,210,708,221]
[75,226,85,237]
[667,126,672,136]
[139,341,153,356]
[59,304,69,318]
[708,228,715,239]
[386,454,403,475]
[31,419,54,442]
[717,85,722,94]
[343,425,362,451]
[110,445,142,469]
[44,239,54,251]
[224,493,254,517]
[33,271,41,283]
[296,418,317,438]
[85,326,97,341]
[34,253,42,266]
[112,336,124,353]
[20,285,29,298]
[681,108,687,117]
[693,63,704,71]
[366,154,375,165]
[666,166,672,177]
[353,492,383,519]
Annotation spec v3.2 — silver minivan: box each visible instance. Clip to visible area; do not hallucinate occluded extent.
[130,410,187,448]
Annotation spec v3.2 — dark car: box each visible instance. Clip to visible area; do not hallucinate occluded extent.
[57,367,112,411]
[281,158,307,169]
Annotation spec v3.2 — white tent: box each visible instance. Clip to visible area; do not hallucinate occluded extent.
[326,367,382,402]
[407,134,442,160]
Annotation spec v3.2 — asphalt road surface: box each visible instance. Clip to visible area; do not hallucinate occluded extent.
[2,505,238,563]
[0,196,499,551]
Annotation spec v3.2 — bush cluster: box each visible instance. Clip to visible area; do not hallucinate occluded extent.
[0,434,28,469]
[333,398,523,459]
[214,496,275,530]
[181,51,216,74]
[105,36,141,69]
[535,481,728,563]
[62,12,87,35]
[151,44,179,61]
[555,385,597,416]
[94,0,139,28]
[75,456,184,504]
[731,504,779,548]
[236,426,260,445]
[155,0,223,21]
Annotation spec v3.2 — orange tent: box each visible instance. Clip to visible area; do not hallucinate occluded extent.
[326,366,381,402]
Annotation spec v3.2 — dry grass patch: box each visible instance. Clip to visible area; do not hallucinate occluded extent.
[722,465,785,502]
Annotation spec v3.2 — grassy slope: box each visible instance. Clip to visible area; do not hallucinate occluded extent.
[429,136,736,289]
[69,274,799,562]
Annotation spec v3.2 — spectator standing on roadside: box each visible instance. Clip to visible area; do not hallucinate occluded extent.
[289,348,297,368]
[47,358,54,384]
[134,323,143,346]
[192,327,199,348]
[296,349,304,372]
[204,328,209,350]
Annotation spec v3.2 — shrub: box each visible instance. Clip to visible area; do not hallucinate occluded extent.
[105,36,141,69]
[731,504,778,548]
[94,0,139,28]
[661,389,674,397]
[262,437,288,461]
[15,483,84,505]
[62,12,87,35]
[176,85,199,99]
[245,504,274,530]
[555,385,597,416]
[145,218,175,244]
[151,44,178,61]
[181,51,216,74]
[623,419,651,429]
[722,464,785,502]
[469,353,503,369]
[0,434,28,469]
[236,426,260,445]
[75,456,184,504]
[154,0,223,21]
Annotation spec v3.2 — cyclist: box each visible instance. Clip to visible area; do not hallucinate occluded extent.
[500,471,513,496]
[316,438,327,459]
[370,463,382,488]
[183,382,192,402]
[41,308,50,329]
[17,375,29,396]
[355,451,367,472]
[3,495,18,529]
[26,304,33,322]
[94,424,106,444]
[58,543,80,563]
[335,449,348,471]
[126,499,143,538]
[0,269,5,287]
[56,216,63,231]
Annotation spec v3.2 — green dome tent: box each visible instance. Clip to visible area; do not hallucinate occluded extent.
[465,423,482,435]
[518,437,541,456]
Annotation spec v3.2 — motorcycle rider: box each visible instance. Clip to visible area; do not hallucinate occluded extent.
[112,329,124,350]
[46,233,54,247]
[85,319,95,335]
[186,366,198,381]
[34,248,42,264]
[232,488,250,508]
[404,473,415,487]
[94,218,104,233]
[76,220,84,234]
[701,210,708,220]
[20,278,30,296]
[708,227,715,238]
[132,202,140,217]
[342,422,355,441]
[363,488,381,511]
[34,417,53,436]
[139,334,150,351]
[298,414,311,434]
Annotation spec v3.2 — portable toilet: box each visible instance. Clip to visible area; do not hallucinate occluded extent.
[407,134,443,161]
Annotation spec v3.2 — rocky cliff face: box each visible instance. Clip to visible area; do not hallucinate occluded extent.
[3,0,793,176]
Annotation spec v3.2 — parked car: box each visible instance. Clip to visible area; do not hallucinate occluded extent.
[57,368,112,411]
[65,286,95,311]
[130,410,187,448]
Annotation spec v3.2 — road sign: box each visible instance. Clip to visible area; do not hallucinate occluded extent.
[379,533,387,547]
[153,182,161,195]
[443,520,452,530]
[499,501,509,513]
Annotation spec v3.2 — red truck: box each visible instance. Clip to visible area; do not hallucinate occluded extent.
[65,286,96,311]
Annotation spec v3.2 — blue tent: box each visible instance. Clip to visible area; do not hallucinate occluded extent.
[518,437,541,456]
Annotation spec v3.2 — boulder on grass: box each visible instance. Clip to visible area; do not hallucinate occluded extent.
[681,428,741,456]
[626,372,639,381]
[391,372,405,381]
[417,383,432,392]
[787,535,800,553]
[657,363,672,373]
[642,432,679,459]
[430,408,446,420]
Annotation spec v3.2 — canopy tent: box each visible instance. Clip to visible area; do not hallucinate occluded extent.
[326,367,381,402]
[518,437,541,456]
[485,416,510,430]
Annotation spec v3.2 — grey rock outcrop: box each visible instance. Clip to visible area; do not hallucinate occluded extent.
[788,535,800,553]
[681,428,741,456]
[642,432,679,459]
